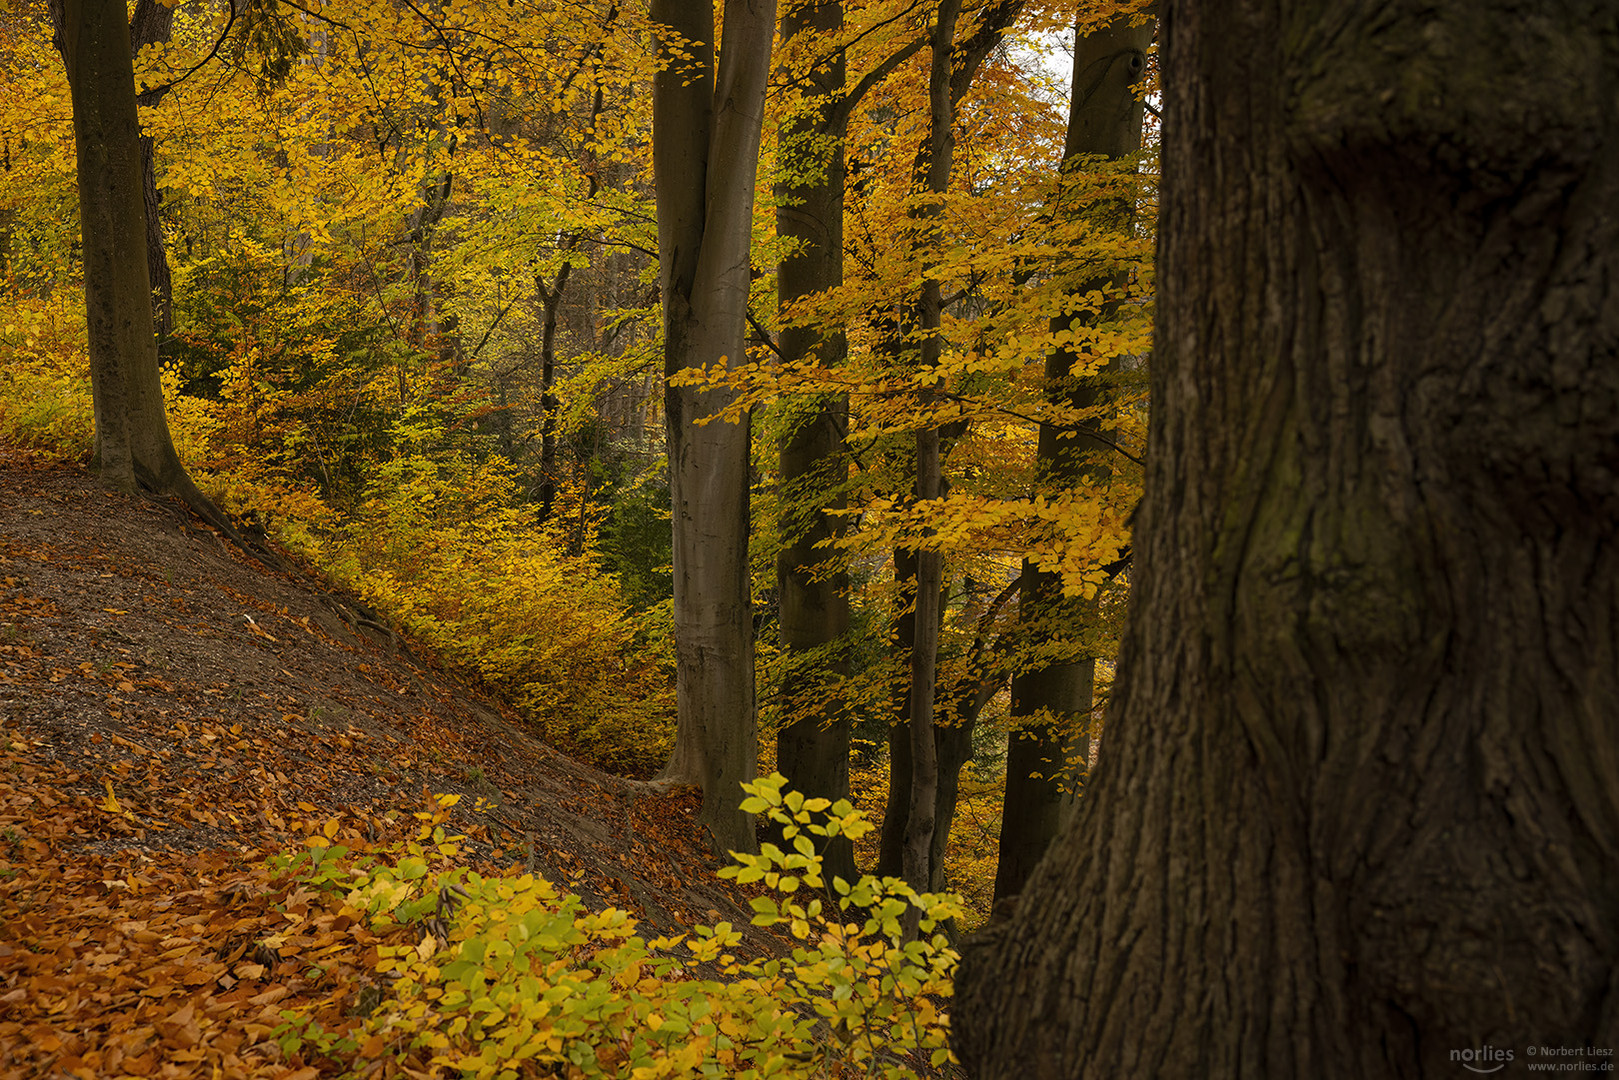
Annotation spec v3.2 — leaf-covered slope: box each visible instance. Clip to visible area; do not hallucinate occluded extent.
[0,445,767,1078]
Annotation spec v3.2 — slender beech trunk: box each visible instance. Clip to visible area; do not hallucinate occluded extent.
[899,0,965,903]
[536,86,604,524]
[650,0,775,857]
[876,0,1026,892]
[774,2,934,887]
[536,261,570,521]
[879,544,918,879]
[993,12,1153,906]
[957,2,1619,1074]
[881,561,1012,894]
[929,635,1003,891]
[774,0,858,887]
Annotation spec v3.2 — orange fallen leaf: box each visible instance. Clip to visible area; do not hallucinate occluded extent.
[247,984,291,1007]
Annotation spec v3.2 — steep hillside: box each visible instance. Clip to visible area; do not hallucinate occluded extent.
[0,445,776,1077]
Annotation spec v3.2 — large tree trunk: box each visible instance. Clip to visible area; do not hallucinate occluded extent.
[650,0,775,856]
[773,0,857,885]
[956,2,1619,1075]
[993,12,1152,905]
[58,0,202,506]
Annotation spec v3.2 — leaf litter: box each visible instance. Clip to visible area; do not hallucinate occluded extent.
[0,445,780,1078]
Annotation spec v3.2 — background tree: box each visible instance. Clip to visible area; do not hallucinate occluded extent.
[650,0,776,855]
[994,6,1153,905]
[872,0,1029,893]
[7,0,1159,927]
[956,0,1619,1073]
[771,0,856,885]
[771,0,928,891]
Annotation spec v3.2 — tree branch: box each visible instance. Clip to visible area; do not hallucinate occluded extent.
[830,35,927,128]
[748,310,782,358]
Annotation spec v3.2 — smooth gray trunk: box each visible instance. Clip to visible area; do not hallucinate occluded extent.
[650,0,775,857]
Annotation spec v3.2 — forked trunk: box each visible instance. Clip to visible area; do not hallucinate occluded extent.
[650,0,775,857]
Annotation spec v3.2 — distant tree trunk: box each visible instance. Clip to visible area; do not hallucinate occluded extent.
[537,262,571,522]
[55,0,228,534]
[405,169,453,356]
[927,705,973,891]
[650,0,775,856]
[995,658,1089,901]
[774,0,857,887]
[993,11,1152,906]
[536,89,603,524]
[878,544,918,879]
[956,2,1619,1074]
[882,564,1013,893]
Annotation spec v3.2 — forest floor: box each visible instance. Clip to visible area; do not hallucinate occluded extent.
[0,444,780,1079]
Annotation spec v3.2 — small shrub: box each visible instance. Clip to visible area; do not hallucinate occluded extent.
[272,776,961,1078]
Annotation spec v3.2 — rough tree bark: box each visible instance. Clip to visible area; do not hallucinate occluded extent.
[956,2,1619,1075]
[56,0,232,536]
[650,0,775,856]
[993,11,1152,906]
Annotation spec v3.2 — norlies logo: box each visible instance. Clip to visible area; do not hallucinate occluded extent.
[1453,1046,1516,1074]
